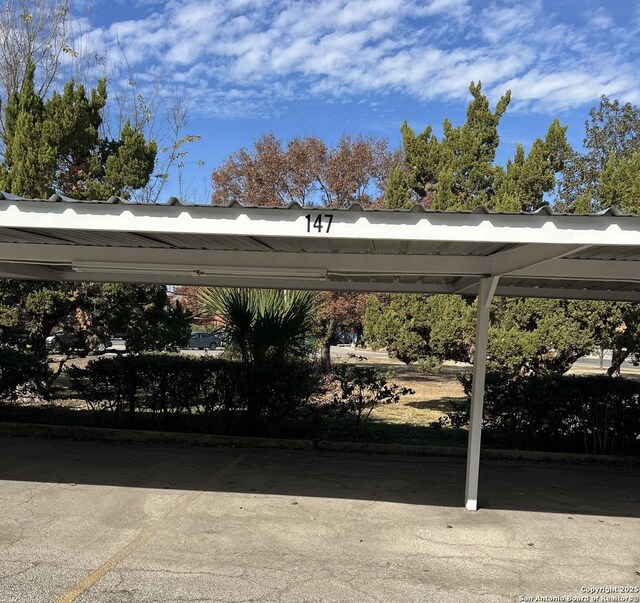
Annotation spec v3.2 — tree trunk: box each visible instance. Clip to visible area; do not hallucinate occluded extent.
[320,317,338,368]
[607,347,629,377]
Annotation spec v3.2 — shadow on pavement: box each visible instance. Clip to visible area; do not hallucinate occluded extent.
[0,436,638,518]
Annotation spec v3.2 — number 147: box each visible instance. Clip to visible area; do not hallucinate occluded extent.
[305,214,333,233]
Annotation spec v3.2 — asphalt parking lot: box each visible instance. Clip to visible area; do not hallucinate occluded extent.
[1,436,638,603]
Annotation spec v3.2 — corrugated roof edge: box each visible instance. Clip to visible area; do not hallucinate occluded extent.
[0,191,637,218]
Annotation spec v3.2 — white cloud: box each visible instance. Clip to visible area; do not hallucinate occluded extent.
[589,7,615,30]
[480,0,542,44]
[73,0,640,118]
[418,0,471,19]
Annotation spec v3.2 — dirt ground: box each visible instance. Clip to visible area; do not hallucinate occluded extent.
[367,363,467,426]
[338,352,640,429]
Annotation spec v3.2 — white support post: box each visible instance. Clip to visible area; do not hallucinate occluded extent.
[465,276,499,511]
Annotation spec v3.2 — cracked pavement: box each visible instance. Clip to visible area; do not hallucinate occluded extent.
[0,436,638,602]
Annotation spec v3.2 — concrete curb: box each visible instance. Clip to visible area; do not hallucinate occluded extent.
[0,421,638,465]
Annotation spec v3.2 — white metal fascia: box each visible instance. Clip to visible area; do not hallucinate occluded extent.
[2,201,640,246]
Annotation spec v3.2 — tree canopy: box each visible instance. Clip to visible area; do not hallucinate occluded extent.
[211,133,395,208]
[368,90,640,376]
[0,64,156,199]
[364,294,475,366]
[386,82,569,212]
[0,65,189,361]
[559,96,640,213]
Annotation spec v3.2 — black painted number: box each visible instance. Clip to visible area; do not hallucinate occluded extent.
[305,214,333,233]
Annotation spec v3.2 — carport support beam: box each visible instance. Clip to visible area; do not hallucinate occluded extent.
[465,276,499,511]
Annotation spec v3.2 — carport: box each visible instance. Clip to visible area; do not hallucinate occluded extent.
[2,192,640,510]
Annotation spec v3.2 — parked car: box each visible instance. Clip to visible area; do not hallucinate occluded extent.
[46,330,112,354]
[332,331,355,345]
[187,332,222,350]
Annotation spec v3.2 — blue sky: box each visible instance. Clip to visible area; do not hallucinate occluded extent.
[74,0,640,200]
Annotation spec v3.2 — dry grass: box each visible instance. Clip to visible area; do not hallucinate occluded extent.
[370,364,468,426]
[335,353,469,427]
[342,350,640,429]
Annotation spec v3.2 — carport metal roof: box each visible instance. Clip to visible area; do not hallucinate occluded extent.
[2,193,640,512]
[1,193,640,301]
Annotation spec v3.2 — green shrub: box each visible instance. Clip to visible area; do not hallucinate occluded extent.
[363,294,476,364]
[66,356,137,425]
[134,355,209,428]
[66,354,324,436]
[198,359,245,434]
[68,355,222,428]
[0,346,42,402]
[331,365,413,434]
[241,358,325,436]
[416,355,443,375]
[447,373,640,454]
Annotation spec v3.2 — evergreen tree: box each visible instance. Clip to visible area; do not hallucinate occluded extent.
[558,96,640,212]
[396,120,440,203]
[386,82,570,212]
[436,81,510,208]
[493,119,570,211]
[42,78,107,198]
[0,64,156,199]
[384,163,413,209]
[95,121,158,199]
[0,64,56,197]
[363,294,475,365]
[0,66,187,364]
[371,91,640,377]
[598,151,640,213]
[363,292,627,376]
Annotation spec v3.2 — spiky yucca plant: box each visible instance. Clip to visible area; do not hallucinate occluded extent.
[196,288,318,364]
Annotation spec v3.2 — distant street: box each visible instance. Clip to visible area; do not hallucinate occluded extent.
[108,340,639,374]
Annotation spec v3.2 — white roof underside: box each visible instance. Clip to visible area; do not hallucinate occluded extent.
[1,195,640,301]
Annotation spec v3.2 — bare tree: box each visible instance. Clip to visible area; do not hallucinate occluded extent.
[326,135,393,208]
[211,133,394,207]
[105,40,204,203]
[0,0,71,100]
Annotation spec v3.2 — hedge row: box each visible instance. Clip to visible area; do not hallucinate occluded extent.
[4,349,638,454]
[447,373,640,455]
[66,354,324,437]
[0,346,42,402]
